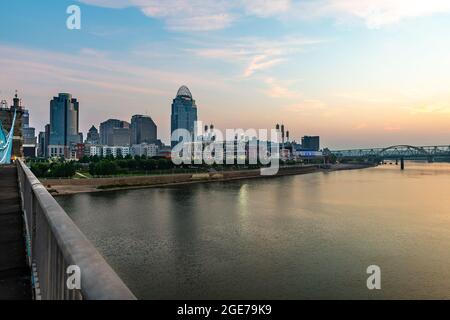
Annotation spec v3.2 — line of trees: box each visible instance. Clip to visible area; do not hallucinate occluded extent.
[30,162,77,178]
[29,154,325,179]
[88,158,174,176]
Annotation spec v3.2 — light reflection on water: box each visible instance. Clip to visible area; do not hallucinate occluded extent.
[57,162,450,299]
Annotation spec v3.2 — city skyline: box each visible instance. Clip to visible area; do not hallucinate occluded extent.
[2,1,450,149]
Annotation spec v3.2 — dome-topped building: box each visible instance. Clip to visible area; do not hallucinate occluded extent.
[171,86,198,147]
[176,85,193,99]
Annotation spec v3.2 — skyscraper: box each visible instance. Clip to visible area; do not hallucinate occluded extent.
[111,127,131,146]
[22,110,36,144]
[171,86,198,147]
[38,132,45,157]
[49,93,79,146]
[37,124,50,158]
[86,125,100,144]
[130,115,157,145]
[44,124,50,157]
[99,119,130,146]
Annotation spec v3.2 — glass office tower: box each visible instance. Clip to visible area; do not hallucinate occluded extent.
[49,93,80,146]
[171,86,198,147]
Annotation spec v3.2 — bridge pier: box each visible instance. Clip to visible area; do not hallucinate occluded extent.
[400,158,405,170]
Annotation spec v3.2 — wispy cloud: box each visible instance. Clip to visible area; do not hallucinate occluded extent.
[264,77,301,98]
[244,56,285,77]
[190,36,324,77]
[78,0,294,31]
[295,0,450,28]
[79,0,450,31]
[241,0,291,17]
[79,0,235,31]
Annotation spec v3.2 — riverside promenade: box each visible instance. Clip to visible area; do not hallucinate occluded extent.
[0,165,31,300]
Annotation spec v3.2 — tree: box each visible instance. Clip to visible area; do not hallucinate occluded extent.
[89,160,118,176]
[157,159,173,170]
[31,162,51,178]
[48,162,76,178]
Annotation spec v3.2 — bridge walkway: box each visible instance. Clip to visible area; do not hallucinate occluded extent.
[0,165,31,300]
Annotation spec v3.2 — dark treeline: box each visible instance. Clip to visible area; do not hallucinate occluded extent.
[30,155,175,178]
[30,161,77,178]
[87,157,174,176]
[28,154,329,179]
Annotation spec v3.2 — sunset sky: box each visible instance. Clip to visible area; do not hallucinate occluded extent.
[1,0,450,148]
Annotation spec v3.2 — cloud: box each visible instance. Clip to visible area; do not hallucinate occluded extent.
[79,0,131,8]
[80,0,450,31]
[138,0,234,31]
[78,0,293,31]
[244,56,285,77]
[296,0,450,28]
[264,77,301,98]
[190,36,324,77]
[242,0,291,17]
[79,0,234,31]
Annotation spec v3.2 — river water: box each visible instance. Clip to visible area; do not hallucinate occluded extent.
[57,162,450,299]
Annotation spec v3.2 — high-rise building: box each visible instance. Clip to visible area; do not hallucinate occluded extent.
[22,109,29,124]
[23,126,36,145]
[22,108,37,158]
[130,115,157,145]
[301,136,320,152]
[99,119,129,146]
[49,93,79,146]
[171,86,198,147]
[44,124,50,157]
[111,127,130,146]
[38,131,45,157]
[85,125,100,144]
[38,124,50,158]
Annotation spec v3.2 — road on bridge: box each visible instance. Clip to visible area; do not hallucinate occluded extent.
[0,165,31,300]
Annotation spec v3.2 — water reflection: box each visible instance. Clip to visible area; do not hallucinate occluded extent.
[58,163,450,299]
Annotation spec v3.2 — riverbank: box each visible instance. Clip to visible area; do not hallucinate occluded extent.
[43,163,373,196]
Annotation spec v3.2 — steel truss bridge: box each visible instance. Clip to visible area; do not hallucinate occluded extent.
[331,145,450,161]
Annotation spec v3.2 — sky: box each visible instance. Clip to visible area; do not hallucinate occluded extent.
[1,0,450,149]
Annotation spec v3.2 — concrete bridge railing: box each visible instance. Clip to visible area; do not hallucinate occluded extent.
[16,160,136,300]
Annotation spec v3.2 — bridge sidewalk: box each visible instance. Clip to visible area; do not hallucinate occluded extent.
[0,165,31,300]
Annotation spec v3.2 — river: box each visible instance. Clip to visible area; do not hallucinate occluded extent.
[57,162,450,299]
